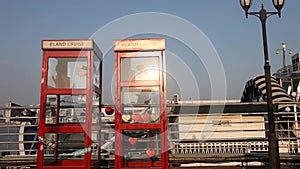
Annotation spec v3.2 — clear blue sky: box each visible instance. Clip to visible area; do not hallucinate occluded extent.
[0,0,299,106]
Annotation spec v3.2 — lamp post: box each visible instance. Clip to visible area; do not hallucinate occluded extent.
[240,0,285,169]
[276,42,292,73]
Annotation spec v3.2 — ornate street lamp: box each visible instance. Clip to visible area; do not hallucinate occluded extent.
[276,42,292,73]
[240,0,285,169]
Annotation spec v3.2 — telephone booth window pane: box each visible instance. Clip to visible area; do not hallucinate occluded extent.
[92,92,100,124]
[91,92,100,145]
[121,57,159,81]
[58,133,85,159]
[47,57,87,89]
[59,95,86,124]
[93,54,101,88]
[46,95,57,124]
[43,133,56,164]
[121,87,160,123]
[122,129,162,167]
[43,133,86,166]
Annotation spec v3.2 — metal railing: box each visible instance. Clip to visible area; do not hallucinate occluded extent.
[1,102,300,167]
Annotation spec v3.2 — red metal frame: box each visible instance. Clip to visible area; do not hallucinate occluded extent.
[38,40,102,169]
[114,39,168,169]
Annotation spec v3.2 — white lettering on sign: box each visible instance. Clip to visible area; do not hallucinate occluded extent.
[42,40,93,49]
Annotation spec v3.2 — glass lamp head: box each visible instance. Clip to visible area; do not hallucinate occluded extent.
[273,0,285,17]
[240,0,252,18]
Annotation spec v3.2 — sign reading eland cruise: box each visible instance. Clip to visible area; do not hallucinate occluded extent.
[42,40,94,50]
[114,38,165,51]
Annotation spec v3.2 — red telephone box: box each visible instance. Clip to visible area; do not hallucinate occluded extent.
[114,39,168,169]
[38,39,102,169]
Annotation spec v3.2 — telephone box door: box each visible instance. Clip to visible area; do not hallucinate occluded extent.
[114,39,168,169]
